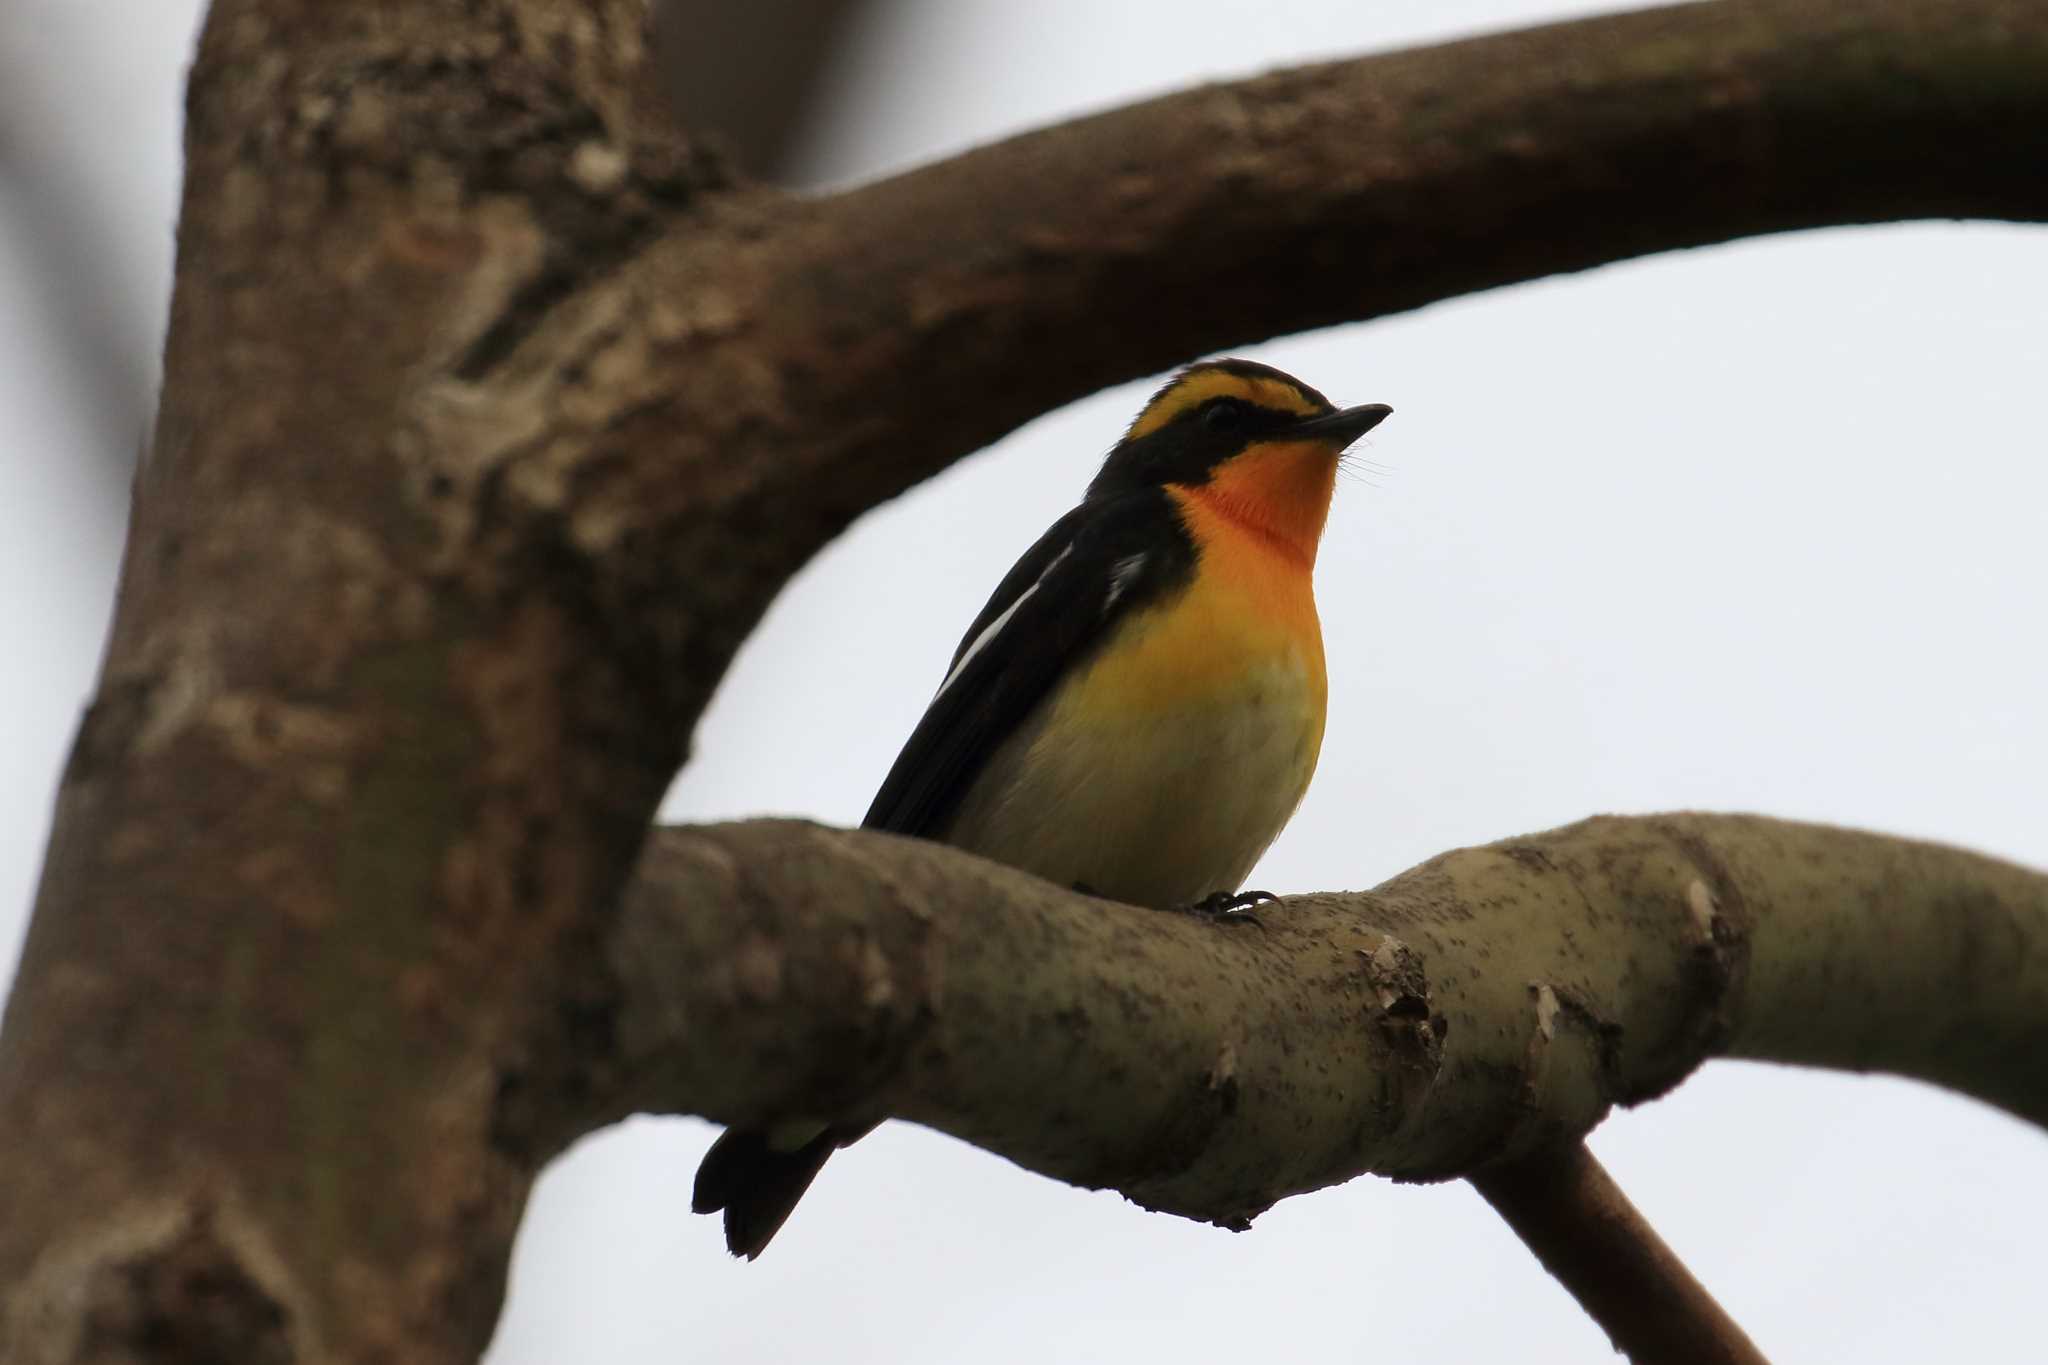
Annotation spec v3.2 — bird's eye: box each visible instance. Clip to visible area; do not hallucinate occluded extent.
[1203,401,1246,434]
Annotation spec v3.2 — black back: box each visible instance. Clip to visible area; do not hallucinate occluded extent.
[862,491,1194,837]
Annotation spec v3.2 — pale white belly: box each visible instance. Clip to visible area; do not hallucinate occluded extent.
[940,648,1323,909]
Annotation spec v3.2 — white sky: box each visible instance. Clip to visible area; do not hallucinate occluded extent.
[3,2,2044,1362]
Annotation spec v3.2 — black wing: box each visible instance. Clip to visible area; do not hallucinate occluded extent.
[862,492,1191,838]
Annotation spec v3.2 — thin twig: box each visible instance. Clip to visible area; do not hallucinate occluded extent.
[1471,1141,1770,1365]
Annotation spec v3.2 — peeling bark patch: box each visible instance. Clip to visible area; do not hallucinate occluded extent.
[1531,983,1561,1046]
[1207,1044,1242,1116]
[1657,823,1753,943]
[1629,823,1756,1101]
[1359,936,1445,1067]
[1357,936,1445,1134]
[1548,986,1625,1095]
[1686,879,1719,942]
[75,1214,293,1365]
[1519,983,1565,1113]
[1495,981,1622,1159]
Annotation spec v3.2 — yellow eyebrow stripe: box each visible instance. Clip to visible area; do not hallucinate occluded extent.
[1124,369,1322,441]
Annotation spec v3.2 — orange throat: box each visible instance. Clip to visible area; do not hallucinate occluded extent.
[1172,441,1338,570]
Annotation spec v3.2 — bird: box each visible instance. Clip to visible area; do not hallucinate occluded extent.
[692,357,1391,1258]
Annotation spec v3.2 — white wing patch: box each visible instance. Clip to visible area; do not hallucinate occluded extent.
[934,546,1071,699]
[1104,552,1147,612]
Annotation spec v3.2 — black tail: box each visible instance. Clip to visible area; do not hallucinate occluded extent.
[692,1127,838,1259]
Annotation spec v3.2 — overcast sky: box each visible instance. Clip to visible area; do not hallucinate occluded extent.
[3,2,2044,1362]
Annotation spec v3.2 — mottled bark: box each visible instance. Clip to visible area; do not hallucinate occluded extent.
[3,0,2046,1362]
[594,815,2048,1215]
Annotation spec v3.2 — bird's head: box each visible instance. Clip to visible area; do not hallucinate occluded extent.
[1089,359,1390,566]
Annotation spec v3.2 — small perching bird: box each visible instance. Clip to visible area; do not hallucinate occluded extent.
[694,358,1392,1257]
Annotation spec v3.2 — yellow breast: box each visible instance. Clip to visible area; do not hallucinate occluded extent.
[941,500,1328,909]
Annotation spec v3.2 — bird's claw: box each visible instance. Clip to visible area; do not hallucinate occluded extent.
[1180,889,1276,928]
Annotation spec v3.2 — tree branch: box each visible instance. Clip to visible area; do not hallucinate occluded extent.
[572,813,2047,1219]
[428,0,2048,738]
[1472,1142,1771,1365]
[746,0,2048,513]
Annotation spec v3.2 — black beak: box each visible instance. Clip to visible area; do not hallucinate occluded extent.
[1288,402,1392,448]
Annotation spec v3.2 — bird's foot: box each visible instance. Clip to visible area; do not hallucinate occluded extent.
[1179,889,1276,928]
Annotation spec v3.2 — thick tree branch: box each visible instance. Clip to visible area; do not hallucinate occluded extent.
[735,0,2048,520]
[425,0,2048,739]
[582,813,2048,1219]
